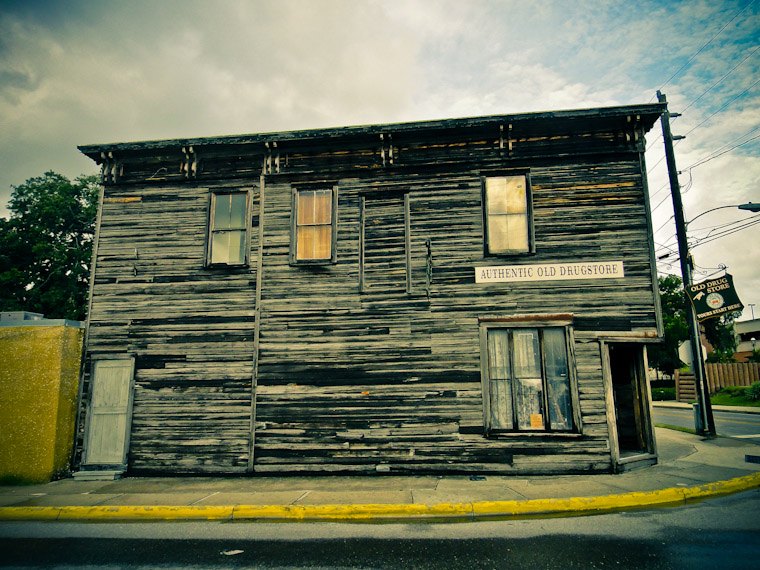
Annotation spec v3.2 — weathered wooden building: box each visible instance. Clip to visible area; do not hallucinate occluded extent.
[75,103,665,477]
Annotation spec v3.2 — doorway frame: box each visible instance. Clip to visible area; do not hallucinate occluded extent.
[600,339,657,472]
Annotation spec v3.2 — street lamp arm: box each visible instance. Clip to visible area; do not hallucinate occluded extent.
[687,202,760,226]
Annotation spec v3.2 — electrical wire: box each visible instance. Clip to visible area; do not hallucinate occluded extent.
[646,79,760,177]
[654,215,675,236]
[679,44,760,116]
[680,77,760,139]
[649,0,757,100]
[683,131,760,170]
[690,216,760,248]
[655,214,760,262]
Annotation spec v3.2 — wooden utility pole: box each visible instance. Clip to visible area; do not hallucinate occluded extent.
[657,91,716,436]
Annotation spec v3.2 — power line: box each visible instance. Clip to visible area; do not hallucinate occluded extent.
[647,78,760,177]
[680,77,760,139]
[683,131,760,170]
[690,216,760,249]
[649,0,757,99]
[679,44,760,115]
[656,215,760,260]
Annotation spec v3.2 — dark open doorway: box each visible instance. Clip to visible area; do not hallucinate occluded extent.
[607,343,655,466]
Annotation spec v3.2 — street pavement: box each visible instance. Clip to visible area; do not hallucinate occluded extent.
[1,412,759,523]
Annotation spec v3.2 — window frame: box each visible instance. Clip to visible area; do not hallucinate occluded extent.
[479,315,580,435]
[481,171,535,256]
[205,189,253,268]
[290,185,339,265]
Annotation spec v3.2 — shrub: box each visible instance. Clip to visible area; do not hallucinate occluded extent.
[652,387,676,401]
[719,385,747,398]
[746,382,760,402]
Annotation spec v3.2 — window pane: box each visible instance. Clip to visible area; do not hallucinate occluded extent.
[296,226,315,260]
[314,190,332,224]
[544,328,572,431]
[487,329,512,429]
[211,232,229,264]
[485,178,508,214]
[229,194,247,229]
[213,194,231,230]
[487,329,510,379]
[512,329,544,430]
[513,330,540,378]
[297,191,315,225]
[490,379,513,429]
[313,225,332,259]
[505,176,527,214]
[505,213,529,252]
[488,215,508,253]
[227,230,246,264]
[515,376,545,430]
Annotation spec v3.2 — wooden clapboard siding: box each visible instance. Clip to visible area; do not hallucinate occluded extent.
[77,105,664,475]
[77,182,259,474]
[253,149,656,474]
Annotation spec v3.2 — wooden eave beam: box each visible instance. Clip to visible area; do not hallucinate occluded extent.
[78,103,665,161]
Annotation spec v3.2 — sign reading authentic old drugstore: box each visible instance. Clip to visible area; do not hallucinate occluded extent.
[686,273,744,322]
[475,261,625,283]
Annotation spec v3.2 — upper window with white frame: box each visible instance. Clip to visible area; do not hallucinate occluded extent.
[207,191,250,266]
[293,187,337,263]
[483,174,533,255]
[481,320,575,433]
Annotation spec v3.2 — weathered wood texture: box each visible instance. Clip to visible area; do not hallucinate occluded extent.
[253,157,657,474]
[77,107,662,475]
[76,182,259,473]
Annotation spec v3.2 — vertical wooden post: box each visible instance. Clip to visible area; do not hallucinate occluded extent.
[404,193,411,294]
[359,195,366,293]
[248,177,266,472]
[658,91,715,436]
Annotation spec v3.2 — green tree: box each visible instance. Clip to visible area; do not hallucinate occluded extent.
[703,312,739,363]
[0,172,100,321]
[648,274,689,376]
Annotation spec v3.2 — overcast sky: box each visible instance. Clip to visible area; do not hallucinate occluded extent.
[1,0,758,320]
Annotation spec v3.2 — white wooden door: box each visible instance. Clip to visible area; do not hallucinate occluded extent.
[83,358,135,467]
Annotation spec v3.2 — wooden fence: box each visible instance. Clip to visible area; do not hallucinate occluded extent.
[675,363,760,402]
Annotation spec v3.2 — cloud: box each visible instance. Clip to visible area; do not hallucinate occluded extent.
[0,0,758,318]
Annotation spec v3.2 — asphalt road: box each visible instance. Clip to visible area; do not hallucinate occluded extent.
[1,489,759,569]
[653,407,760,444]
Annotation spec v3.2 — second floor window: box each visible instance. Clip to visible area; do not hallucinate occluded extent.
[207,191,249,265]
[484,174,532,254]
[295,188,335,262]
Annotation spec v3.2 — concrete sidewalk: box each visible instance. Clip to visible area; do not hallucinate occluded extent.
[1,428,759,522]
[654,401,760,414]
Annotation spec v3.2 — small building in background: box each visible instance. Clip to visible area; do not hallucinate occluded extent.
[75,103,665,477]
[735,318,760,362]
[0,312,84,483]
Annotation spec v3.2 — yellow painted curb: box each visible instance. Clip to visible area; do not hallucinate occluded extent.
[471,487,687,518]
[681,471,760,501]
[232,502,473,521]
[0,472,757,522]
[0,506,62,521]
[57,505,234,521]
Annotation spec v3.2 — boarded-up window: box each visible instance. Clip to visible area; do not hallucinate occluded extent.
[484,175,531,254]
[208,192,249,265]
[483,326,573,432]
[295,189,334,262]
